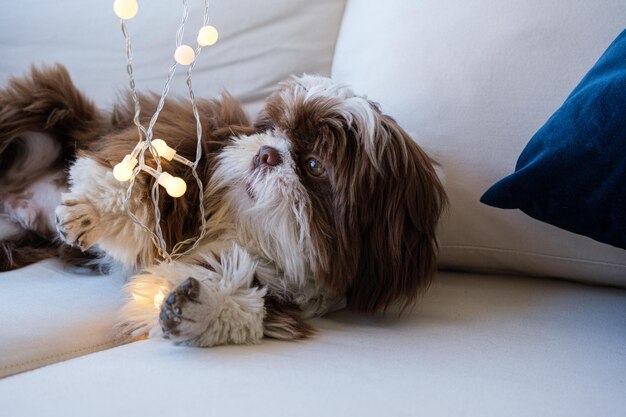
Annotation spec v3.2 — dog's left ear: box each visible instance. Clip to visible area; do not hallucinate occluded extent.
[345,114,447,313]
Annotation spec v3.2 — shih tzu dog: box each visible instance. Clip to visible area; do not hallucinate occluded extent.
[0,65,446,346]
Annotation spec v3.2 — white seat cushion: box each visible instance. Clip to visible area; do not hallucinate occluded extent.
[0,259,126,378]
[331,0,626,285]
[1,271,625,416]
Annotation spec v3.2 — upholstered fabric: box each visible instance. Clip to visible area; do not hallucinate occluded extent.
[0,0,347,115]
[331,0,626,285]
[0,259,127,378]
[1,271,625,416]
[482,30,626,250]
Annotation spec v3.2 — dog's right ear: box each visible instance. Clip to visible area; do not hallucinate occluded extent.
[344,115,447,313]
[252,81,298,133]
[204,92,258,140]
[208,92,251,129]
[253,107,274,133]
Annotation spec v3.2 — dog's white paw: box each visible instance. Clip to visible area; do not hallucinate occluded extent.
[55,195,102,250]
[159,277,213,344]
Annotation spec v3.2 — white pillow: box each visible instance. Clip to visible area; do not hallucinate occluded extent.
[0,0,346,115]
[332,0,626,285]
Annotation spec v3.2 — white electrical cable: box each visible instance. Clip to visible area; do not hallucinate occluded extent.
[114,0,217,262]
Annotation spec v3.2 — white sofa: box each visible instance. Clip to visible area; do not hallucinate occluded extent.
[1,1,625,415]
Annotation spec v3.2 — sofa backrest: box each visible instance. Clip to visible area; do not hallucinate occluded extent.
[332,0,626,285]
[0,0,347,115]
[2,0,625,286]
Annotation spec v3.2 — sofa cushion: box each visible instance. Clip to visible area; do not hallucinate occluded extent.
[481,29,626,250]
[0,259,126,378]
[1,271,625,416]
[331,0,626,285]
[0,0,347,115]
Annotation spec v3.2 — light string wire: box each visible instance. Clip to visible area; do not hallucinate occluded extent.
[170,0,210,257]
[118,0,211,263]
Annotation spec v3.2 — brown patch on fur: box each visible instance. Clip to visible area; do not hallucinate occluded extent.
[262,293,314,340]
[0,232,54,271]
[257,81,447,314]
[0,230,98,271]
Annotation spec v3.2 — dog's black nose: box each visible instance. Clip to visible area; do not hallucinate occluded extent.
[257,146,281,167]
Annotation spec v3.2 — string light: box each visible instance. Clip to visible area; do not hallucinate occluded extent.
[157,172,187,198]
[153,286,167,309]
[113,0,138,20]
[113,0,218,263]
[197,25,219,46]
[174,45,196,65]
[151,139,176,161]
[113,154,138,181]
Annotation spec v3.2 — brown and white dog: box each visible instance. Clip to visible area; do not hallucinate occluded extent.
[0,65,446,346]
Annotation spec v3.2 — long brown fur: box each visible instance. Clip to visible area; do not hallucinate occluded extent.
[257,84,447,314]
[262,292,315,340]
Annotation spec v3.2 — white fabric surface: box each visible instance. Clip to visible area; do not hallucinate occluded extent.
[332,0,626,285]
[0,0,346,115]
[0,259,127,378]
[1,271,625,417]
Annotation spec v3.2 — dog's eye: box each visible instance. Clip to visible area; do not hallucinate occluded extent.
[305,158,326,177]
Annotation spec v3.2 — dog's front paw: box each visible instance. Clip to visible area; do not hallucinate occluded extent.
[159,277,212,343]
[55,195,102,250]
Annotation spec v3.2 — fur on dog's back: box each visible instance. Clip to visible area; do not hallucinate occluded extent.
[0,64,255,269]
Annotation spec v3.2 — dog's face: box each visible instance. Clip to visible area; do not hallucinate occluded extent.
[215,75,446,313]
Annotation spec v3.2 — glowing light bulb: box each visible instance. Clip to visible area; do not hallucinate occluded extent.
[152,139,176,161]
[197,25,219,46]
[157,172,187,198]
[174,45,195,65]
[113,155,137,181]
[113,0,138,20]
[153,287,166,308]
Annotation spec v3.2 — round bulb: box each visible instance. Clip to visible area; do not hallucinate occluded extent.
[158,172,187,198]
[153,287,166,309]
[174,45,195,65]
[113,0,138,20]
[151,139,176,161]
[197,25,219,46]
[113,162,133,181]
[166,177,187,198]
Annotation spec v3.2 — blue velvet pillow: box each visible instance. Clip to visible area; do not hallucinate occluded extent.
[481,29,626,250]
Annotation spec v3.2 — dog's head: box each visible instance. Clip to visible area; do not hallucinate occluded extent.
[215,75,446,312]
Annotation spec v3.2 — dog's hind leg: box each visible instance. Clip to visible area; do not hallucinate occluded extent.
[0,64,105,157]
[0,64,107,270]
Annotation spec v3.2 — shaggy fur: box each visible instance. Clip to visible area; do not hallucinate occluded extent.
[0,65,446,346]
